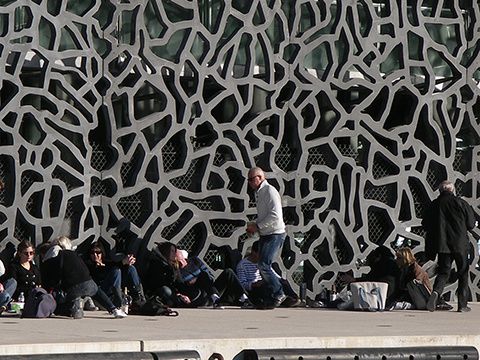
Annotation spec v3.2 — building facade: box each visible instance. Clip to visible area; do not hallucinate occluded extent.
[0,0,479,301]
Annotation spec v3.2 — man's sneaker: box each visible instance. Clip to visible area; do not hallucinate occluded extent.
[393,301,413,310]
[0,305,6,316]
[436,302,453,311]
[282,296,302,308]
[273,294,287,308]
[427,291,438,312]
[457,306,472,313]
[72,308,84,319]
[71,298,84,319]
[83,297,98,311]
[111,308,128,318]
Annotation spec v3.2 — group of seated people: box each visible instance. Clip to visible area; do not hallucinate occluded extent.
[335,245,452,311]
[0,235,302,318]
[0,236,451,319]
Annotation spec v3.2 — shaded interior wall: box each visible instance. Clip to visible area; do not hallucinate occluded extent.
[0,0,479,301]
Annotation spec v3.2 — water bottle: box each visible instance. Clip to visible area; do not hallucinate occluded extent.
[329,284,337,302]
[16,291,25,314]
[121,288,131,314]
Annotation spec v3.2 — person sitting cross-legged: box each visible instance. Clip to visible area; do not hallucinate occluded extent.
[236,240,300,309]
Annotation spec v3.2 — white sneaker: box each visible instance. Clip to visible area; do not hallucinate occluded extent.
[111,308,128,318]
[83,297,99,311]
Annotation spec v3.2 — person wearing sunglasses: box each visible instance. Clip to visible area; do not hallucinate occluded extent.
[6,240,41,300]
[84,241,144,310]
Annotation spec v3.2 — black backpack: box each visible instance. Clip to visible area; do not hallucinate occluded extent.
[131,296,178,317]
[22,288,57,318]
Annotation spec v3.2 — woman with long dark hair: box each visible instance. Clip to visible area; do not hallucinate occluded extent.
[7,240,41,300]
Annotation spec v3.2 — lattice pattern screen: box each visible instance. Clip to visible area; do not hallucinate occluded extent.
[0,0,480,301]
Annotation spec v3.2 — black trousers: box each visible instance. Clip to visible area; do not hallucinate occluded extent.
[214,268,245,305]
[176,269,244,306]
[433,252,469,309]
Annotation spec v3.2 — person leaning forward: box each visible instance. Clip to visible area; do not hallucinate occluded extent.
[422,180,476,313]
[246,167,286,308]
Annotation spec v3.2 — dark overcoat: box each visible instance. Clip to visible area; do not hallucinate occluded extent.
[422,191,476,260]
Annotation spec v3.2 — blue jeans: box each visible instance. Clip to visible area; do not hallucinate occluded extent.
[258,233,286,301]
[63,279,116,314]
[99,266,141,307]
[122,265,141,289]
[0,278,17,307]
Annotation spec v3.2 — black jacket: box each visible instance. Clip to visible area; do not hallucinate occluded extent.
[41,250,92,291]
[422,191,476,259]
[143,251,175,296]
[7,259,41,299]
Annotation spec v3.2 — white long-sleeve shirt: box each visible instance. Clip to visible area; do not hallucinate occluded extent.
[255,180,285,235]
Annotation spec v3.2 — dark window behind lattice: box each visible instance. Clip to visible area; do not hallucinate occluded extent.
[275,144,294,172]
[307,147,326,171]
[409,178,429,219]
[117,190,152,227]
[372,153,399,179]
[364,182,396,207]
[367,207,393,245]
[91,142,108,171]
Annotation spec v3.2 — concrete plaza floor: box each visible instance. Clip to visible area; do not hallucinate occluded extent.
[0,303,479,359]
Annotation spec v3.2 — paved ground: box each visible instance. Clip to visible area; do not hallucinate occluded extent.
[0,303,479,359]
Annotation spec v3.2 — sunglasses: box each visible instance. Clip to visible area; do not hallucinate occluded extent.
[22,251,34,256]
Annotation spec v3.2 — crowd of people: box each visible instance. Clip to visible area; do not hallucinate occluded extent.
[0,173,475,318]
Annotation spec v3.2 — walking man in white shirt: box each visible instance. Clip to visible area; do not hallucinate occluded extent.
[246,167,286,307]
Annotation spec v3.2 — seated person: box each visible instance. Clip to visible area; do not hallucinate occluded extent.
[175,249,247,308]
[0,259,17,314]
[338,245,400,310]
[143,242,178,305]
[395,247,452,311]
[84,241,145,308]
[40,237,127,319]
[6,240,41,300]
[149,242,246,308]
[236,240,300,308]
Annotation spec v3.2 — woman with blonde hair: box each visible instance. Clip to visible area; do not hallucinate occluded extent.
[394,247,454,310]
[396,247,432,292]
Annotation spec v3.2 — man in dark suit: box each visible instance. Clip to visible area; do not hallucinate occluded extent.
[422,180,476,312]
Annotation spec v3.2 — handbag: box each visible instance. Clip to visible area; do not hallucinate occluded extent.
[406,279,431,310]
[351,282,388,311]
[22,287,56,318]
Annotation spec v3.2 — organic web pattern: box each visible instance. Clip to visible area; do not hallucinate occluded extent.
[0,0,480,301]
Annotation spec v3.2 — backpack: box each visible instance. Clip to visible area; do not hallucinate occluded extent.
[131,296,178,317]
[22,288,57,318]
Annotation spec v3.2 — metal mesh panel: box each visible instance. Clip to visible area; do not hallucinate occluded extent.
[117,194,142,225]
